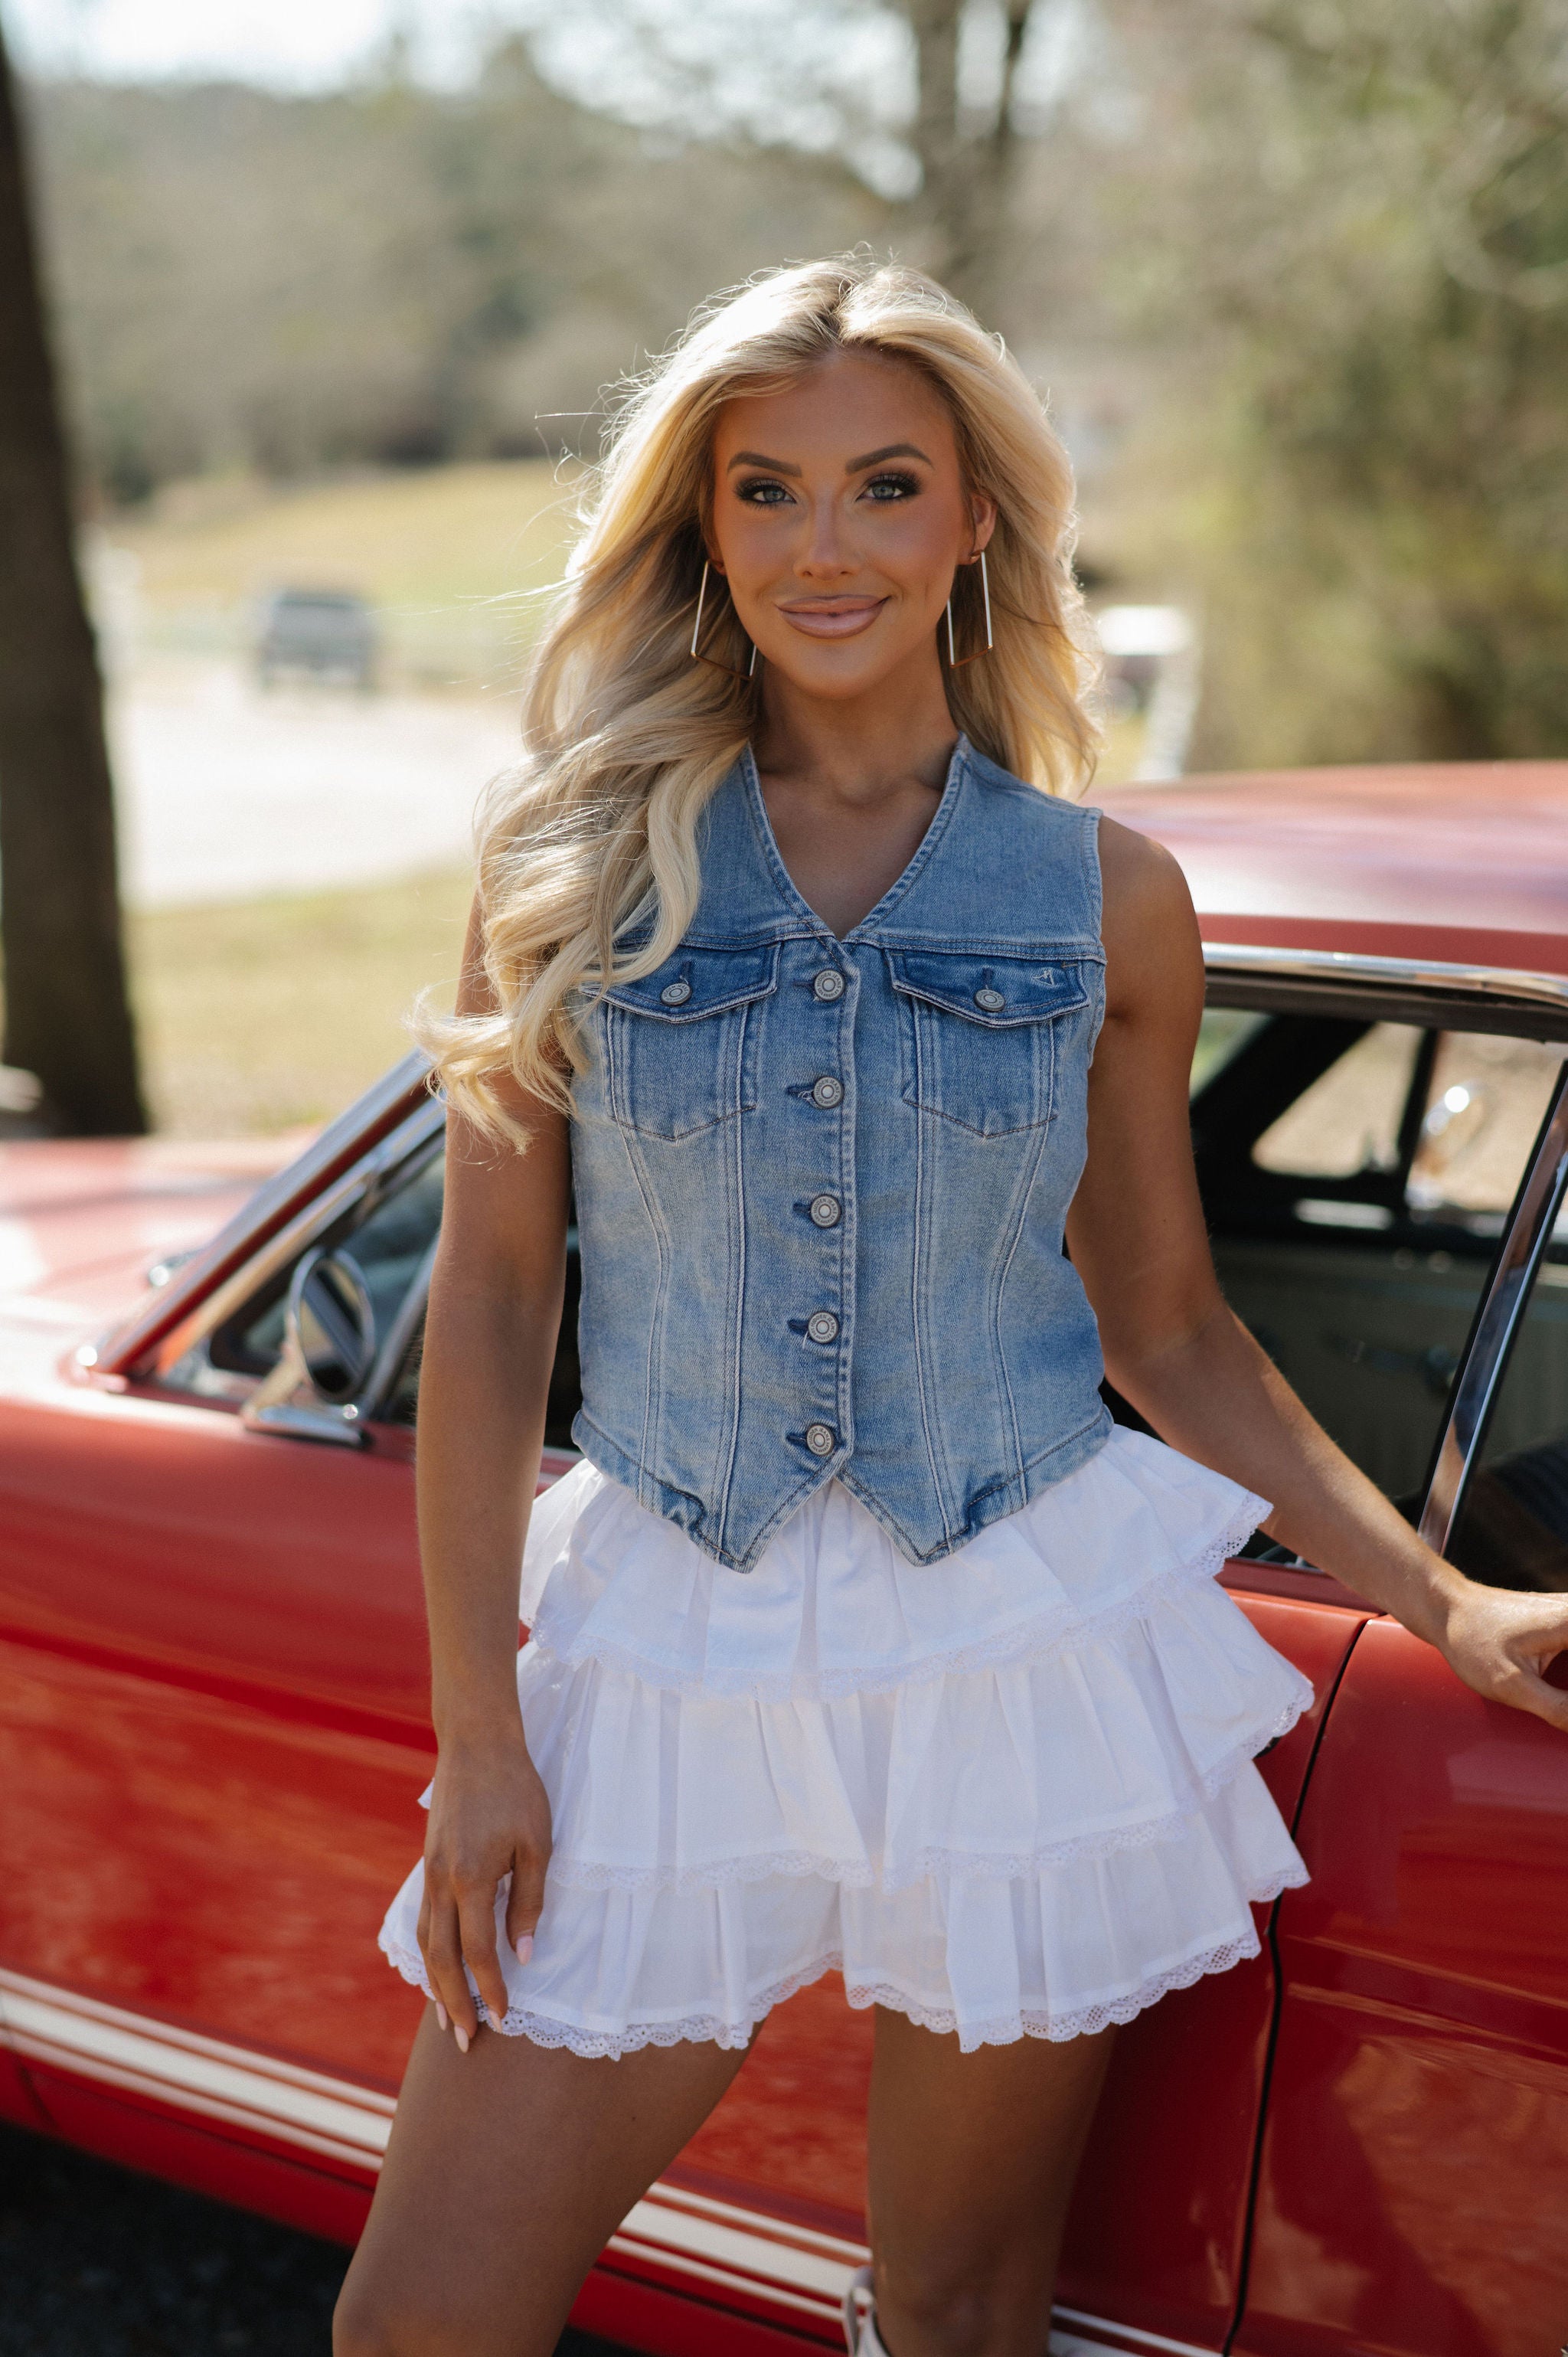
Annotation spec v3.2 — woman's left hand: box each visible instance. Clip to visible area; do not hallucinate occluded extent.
[1436,1579,1568,1731]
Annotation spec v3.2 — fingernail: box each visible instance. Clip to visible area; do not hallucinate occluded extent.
[453,2025,469,2055]
[434,2002,449,2032]
[514,1934,533,1966]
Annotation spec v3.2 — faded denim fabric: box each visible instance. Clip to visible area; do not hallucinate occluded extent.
[569,737,1110,1571]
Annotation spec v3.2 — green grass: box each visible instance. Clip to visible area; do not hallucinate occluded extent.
[106,459,584,688]
[129,867,474,1138]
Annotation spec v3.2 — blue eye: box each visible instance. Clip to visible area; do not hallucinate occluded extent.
[737,479,793,505]
[864,472,920,502]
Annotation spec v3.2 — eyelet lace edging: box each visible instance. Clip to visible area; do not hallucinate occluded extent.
[377,1858,1303,2059]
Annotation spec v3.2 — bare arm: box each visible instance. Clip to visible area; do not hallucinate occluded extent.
[416,897,572,2047]
[1065,818,1568,1733]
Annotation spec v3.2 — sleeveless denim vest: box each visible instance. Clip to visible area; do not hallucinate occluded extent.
[568,737,1110,1571]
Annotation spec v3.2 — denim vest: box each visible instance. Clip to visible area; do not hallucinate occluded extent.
[568,737,1110,1571]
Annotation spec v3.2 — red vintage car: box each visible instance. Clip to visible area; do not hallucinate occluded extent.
[2,760,1566,2357]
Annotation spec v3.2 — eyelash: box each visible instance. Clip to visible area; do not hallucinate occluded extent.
[734,471,922,507]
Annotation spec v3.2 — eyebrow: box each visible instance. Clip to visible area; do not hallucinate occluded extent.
[846,442,933,472]
[724,441,934,476]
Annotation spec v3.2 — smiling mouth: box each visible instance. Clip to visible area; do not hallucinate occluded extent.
[776,597,887,639]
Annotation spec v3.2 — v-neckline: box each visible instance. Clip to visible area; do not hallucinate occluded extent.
[739,738,970,944]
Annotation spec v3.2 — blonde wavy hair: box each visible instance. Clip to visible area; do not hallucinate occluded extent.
[419,253,1100,1143]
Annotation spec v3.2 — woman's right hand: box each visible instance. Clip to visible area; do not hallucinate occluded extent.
[417,1722,554,2049]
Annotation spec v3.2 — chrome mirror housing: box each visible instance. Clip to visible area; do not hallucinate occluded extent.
[287,1247,377,1403]
[240,1246,378,1448]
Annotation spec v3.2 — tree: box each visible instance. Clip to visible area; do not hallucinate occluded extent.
[905,0,1038,319]
[0,18,145,1133]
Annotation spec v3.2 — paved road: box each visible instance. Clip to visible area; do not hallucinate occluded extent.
[107,659,518,910]
[0,2120,619,2357]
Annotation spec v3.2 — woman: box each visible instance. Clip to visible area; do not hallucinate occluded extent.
[337,257,1568,2357]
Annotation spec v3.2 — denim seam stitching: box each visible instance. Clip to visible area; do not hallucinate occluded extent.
[991,1113,1051,1497]
[714,1040,747,1560]
[618,1119,669,1510]
[908,1003,956,1548]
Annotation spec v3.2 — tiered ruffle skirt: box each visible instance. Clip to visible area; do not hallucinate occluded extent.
[379,1430,1312,2055]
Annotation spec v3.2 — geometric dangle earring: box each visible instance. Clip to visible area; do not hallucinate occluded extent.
[690,558,759,678]
[944,546,994,669]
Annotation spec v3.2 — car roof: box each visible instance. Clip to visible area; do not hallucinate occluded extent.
[1096,760,1568,981]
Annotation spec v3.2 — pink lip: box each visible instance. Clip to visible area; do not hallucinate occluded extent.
[776,597,887,639]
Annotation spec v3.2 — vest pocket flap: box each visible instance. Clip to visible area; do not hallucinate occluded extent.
[887,952,1091,1028]
[605,943,780,1022]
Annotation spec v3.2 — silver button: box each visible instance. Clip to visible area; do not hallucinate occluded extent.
[973,986,1005,1012]
[812,969,846,1002]
[807,1310,839,1344]
[805,1422,836,1456]
[809,1194,841,1228]
[659,979,692,1005]
[811,1075,844,1108]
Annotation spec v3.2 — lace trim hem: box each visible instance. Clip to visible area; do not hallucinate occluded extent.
[534,1679,1313,1894]
[528,1498,1271,1704]
[378,1865,1305,2058]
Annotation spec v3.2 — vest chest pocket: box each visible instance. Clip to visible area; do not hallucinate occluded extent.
[887,951,1093,1137]
[601,944,779,1140]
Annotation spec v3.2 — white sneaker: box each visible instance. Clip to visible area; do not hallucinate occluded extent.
[841,2263,890,2357]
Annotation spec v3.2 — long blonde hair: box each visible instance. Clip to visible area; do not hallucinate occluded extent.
[419,253,1099,1143]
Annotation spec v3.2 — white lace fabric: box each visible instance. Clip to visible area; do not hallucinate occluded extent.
[379,1428,1314,2056]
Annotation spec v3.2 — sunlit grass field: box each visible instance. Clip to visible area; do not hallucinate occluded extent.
[129,867,472,1137]
[105,459,583,690]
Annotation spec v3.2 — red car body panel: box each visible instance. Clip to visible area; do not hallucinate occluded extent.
[1237,1620,1568,2357]
[3,759,1567,2356]
[1100,760,1568,979]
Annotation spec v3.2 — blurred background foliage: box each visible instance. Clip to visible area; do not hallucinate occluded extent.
[24,0,1568,773]
[4,0,1567,1136]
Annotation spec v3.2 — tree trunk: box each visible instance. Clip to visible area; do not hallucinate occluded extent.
[906,0,1036,324]
[0,26,145,1135]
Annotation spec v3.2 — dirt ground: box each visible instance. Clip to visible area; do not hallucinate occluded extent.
[0,2121,622,2357]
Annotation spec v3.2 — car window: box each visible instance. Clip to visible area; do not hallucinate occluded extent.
[1188,1012,1564,1516]
[379,1221,582,1452]
[209,1145,446,1379]
[1446,1218,1568,1591]
[158,1126,584,1449]
[1252,1022,1419,1182]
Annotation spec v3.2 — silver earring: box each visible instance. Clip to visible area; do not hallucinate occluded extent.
[690,558,756,678]
[945,548,994,669]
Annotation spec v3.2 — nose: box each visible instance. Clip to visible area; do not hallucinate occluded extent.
[796,493,856,580]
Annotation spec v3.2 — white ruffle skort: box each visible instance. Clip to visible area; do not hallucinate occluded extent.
[378,1428,1312,2055]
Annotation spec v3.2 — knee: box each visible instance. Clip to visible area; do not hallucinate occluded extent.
[873,2257,1038,2357]
[332,2280,455,2357]
[332,2280,404,2357]
[333,2277,559,2357]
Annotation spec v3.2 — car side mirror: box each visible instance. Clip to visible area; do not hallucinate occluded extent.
[287,1246,377,1404]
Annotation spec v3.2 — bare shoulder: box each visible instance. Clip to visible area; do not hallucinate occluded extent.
[1095,814,1203,1024]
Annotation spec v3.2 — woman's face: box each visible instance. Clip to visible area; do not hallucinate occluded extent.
[707,351,995,703]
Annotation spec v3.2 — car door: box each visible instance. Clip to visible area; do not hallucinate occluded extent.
[0,1109,452,2221]
[1235,1056,1568,2357]
[1047,993,1567,2354]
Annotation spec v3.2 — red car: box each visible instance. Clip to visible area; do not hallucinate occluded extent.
[2,760,1566,2357]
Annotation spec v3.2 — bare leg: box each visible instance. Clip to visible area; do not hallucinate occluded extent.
[335,2009,752,2357]
[865,2008,1116,2357]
